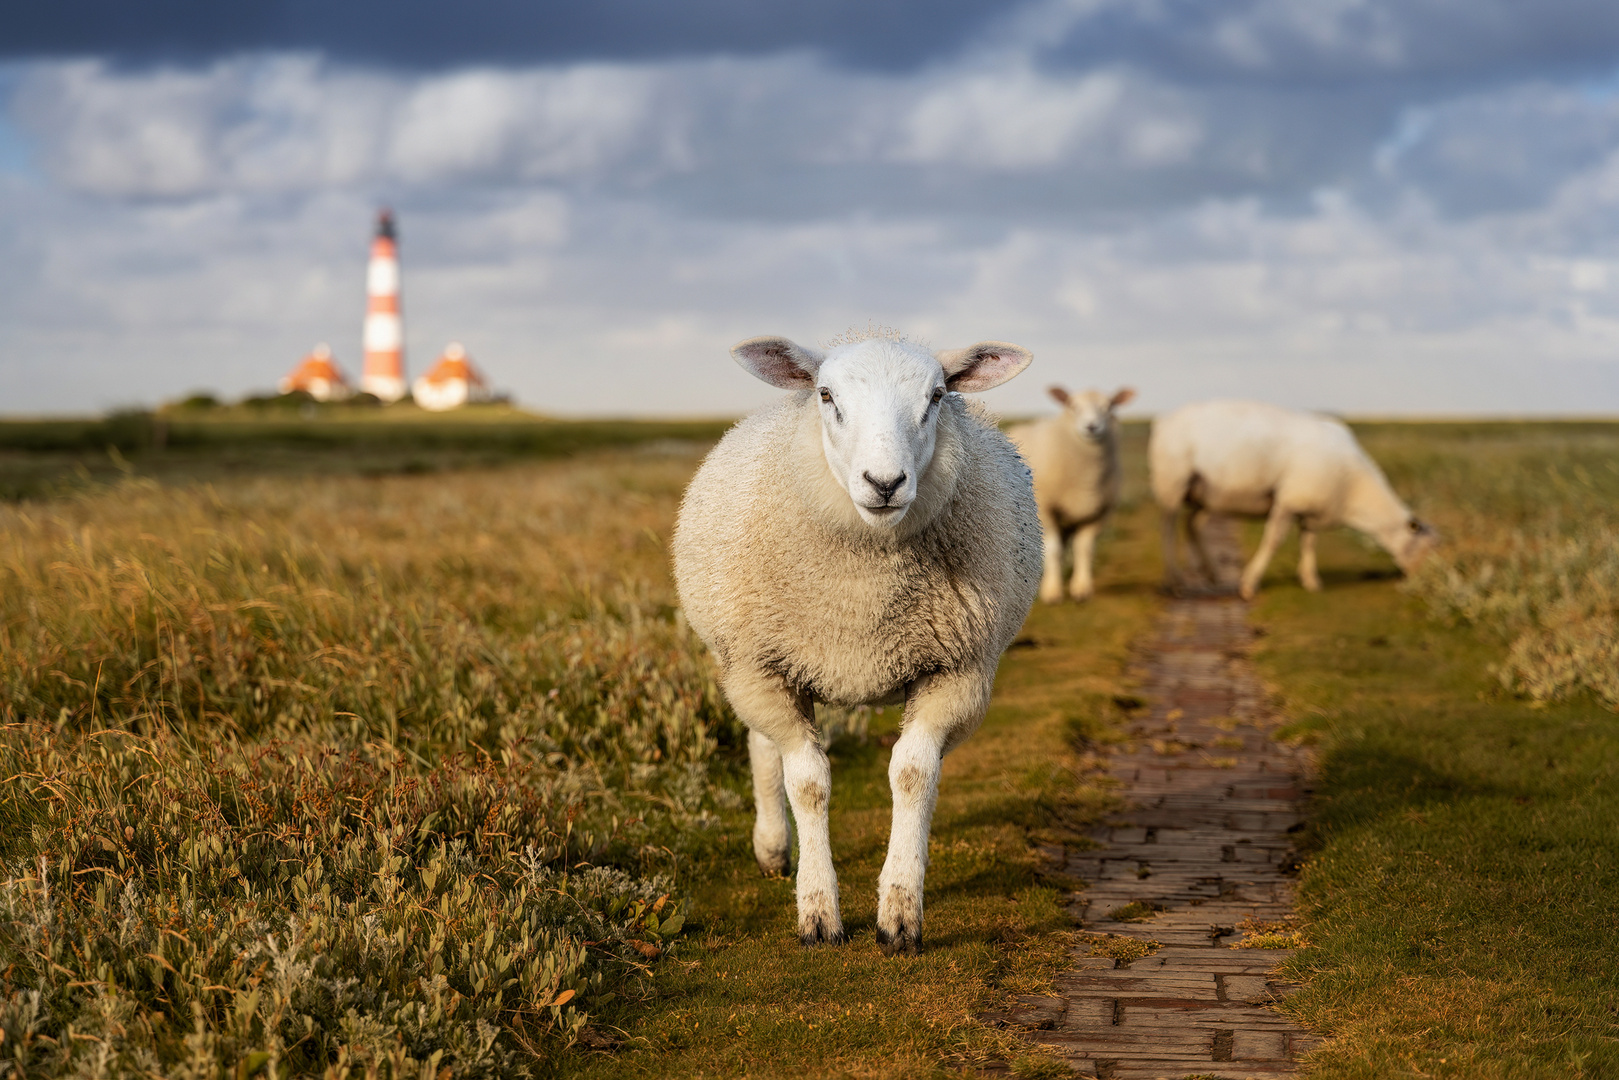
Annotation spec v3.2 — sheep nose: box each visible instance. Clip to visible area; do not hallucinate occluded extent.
[863,471,907,502]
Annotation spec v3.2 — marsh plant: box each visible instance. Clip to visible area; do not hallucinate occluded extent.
[1361,424,1619,708]
[0,456,744,1077]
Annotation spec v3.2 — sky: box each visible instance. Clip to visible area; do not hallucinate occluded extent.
[4,0,1619,417]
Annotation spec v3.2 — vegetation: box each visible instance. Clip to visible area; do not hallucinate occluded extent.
[0,452,742,1075]
[0,408,732,501]
[1247,421,1619,1078]
[1361,421,1619,708]
[0,423,1158,1078]
[4,413,1616,1078]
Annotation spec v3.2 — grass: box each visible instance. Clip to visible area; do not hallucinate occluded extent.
[0,418,1161,1078]
[1244,421,1619,1079]
[0,448,746,1076]
[0,406,732,500]
[7,411,1616,1078]
[555,488,1162,1079]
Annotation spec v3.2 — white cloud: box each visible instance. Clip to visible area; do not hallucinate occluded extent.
[892,66,1200,169]
[12,57,667,197]
[2,45,1619,417]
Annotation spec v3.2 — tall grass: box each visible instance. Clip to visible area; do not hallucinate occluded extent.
[1356,423,1619,708]
[0,452,744,1077]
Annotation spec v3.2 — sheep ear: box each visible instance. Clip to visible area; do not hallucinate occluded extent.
[1110,387,1136,410]
[1048,385,1071,406]
[731,336,826,389]
[935,341,1032,392]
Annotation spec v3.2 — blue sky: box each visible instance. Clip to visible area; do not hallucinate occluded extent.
[3,0,1619,416]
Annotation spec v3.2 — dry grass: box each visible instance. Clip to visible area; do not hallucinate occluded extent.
[0,436,1161,1078]
[0,451,747,1076]
[1353,421,1619,709]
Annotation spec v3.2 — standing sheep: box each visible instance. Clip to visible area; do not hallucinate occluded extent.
[1009,386,1135,603]
[1149,399,1438,599]
[671,330,1042,953]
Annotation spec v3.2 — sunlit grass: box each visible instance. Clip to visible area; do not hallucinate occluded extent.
[1245,426,1619,1078]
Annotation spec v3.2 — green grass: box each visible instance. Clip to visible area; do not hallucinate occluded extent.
[1242,420,1619,1079]
[0,407,733,500]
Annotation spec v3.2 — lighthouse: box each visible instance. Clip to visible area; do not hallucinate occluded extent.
[361,209,405,402]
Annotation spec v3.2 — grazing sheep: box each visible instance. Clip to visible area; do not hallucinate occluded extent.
[671,330,1041,953]
[1009,385,1135,603]
[1149,399,1438,599]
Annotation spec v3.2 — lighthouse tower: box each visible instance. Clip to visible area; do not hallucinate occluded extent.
[361,209,405,402]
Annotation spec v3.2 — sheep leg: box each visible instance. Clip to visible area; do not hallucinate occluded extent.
[1038,523,1066,604]
[724,669,844,945]
[748,729,793,877]
[1186,509,1219,584]
[1298,527,1322,592]
[1068,521,1100,600]
[1240,506,1293,600]
[1160,508,1183,587]
[877,668,992,956]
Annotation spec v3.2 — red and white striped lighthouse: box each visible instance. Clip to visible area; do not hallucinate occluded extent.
[361,209,405,402]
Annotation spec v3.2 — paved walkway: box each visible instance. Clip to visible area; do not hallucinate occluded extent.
[1003,523,1321,1079]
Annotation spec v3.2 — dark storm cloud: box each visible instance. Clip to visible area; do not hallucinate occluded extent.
[0,0,1007,70]
[1028,0,1619,84]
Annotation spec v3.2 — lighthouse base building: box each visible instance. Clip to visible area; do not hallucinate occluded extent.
[279,344,350,401]
[413,343,492,411]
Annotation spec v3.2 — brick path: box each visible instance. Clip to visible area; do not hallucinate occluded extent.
[1003,522,1320,1079]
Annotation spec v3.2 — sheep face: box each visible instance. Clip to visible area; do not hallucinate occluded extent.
[1049,386,1135,443]
[732,334,1033,529]
[1392,517,1441,573]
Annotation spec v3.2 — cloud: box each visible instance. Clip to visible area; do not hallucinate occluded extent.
[0,0,1011,71]
[1021,0,1619,83]
[892,66,1199,168]
[12,57,671,197]
[5,6,1619,418]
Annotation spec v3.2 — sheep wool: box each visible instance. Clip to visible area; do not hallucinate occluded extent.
[672,333,1041,953]
[1150,398,1439,598]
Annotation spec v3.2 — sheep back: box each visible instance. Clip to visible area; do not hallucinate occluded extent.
[1149,399,1403,530]
[672,392,1041,708]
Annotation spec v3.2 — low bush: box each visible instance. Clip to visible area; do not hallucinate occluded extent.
[0,454,745,1076]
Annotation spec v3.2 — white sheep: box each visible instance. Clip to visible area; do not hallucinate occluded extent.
[1149,399,1438,599]
[1009,385,1135,603]
[671,330,1041,953]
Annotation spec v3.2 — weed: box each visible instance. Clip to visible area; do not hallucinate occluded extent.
[1108,902,1159,923]
[1083,935,1161,963]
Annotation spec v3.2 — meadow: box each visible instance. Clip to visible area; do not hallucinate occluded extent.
[0,413,1615,1078]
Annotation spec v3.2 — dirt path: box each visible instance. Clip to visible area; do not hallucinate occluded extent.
[1008,521,1321,1079]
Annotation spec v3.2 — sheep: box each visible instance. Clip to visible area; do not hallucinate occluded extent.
[1149,399,1438,599]
[671,330,1042,954]
[1009,385,1135,603]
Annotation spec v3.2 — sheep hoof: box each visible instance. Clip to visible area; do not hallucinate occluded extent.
[874,923,922,956]
[755,850,791,878]
[797,913,846,947]
[1238,583,1258,601]
[1039,588,1065,605]
[876,886,923,955]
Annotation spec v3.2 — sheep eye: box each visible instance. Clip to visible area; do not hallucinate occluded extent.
[930,387,945,405]
[819,388,833,405]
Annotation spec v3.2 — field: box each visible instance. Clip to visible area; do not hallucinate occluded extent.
[0,413,1616,1078]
